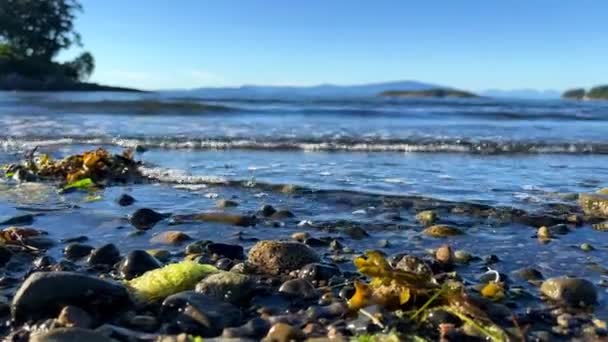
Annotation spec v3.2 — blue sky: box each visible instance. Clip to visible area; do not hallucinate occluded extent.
[59,0,608,91]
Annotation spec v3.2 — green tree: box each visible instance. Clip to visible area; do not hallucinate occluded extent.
[0,0,82,60]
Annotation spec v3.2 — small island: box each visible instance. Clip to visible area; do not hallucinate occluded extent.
[562,85,608,100]
[379,88,478,98]
[0,0,140,92]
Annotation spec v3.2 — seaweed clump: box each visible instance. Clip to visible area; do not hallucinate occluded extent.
[3,147,142,188]
[349,251,512,341]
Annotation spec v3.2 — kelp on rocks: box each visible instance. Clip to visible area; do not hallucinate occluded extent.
[349,250,511,342]
[3,147,142,188]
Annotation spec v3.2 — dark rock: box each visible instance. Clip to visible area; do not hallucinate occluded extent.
[130,208,169,230]
[304,237,328,247]
[23,236,56,249]
[195,271,254,303]
[279,278,317,299]
[0,213,34,226]
[161,291,241,337]
[260,205,277,217]
[342,226,369,239]
[339,285,355,300]
[206,243,244,260]
[61,236,88,244]
[29,328,115,342]
[540,277,597,307]
[0,246,12,266]
[117,194,136,206]
[118,250,162,280]
[222,317,270,339]
[299,263,341,281]
[87,244,121,267]
[306,302,347,320]
[514,267,544,281]
[394,255,433,279]
[215,258,234,271]
[248,240,320,275]
[271,210,295,220]
[11,271,132,323]
[57,305,93,328]
[33,255,55,269]
[63,243,94,261]
[185,240,211,255]
[484,254,500,264]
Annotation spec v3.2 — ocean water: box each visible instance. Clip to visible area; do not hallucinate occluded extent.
[1,91,608,314]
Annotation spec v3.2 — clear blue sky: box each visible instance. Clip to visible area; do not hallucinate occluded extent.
[59,0,608,91]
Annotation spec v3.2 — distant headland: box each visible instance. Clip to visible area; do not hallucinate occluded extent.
[379,88,478,98]
[562,85,608,100]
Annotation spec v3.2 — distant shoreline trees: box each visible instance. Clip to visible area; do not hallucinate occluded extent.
[562,86,608,100]
[0,0,95,87]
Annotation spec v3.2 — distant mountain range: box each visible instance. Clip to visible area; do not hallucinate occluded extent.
[183,80,440,99]
[173,81,561,100]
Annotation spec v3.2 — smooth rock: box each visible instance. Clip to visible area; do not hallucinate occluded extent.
[342,226,369,239]
[12,272,132,323]
[540,277,597,307]
[130,208,169,230]
[304,237,328,247]
[185,240,211,255]
[57,305,93,328]
[248,240,320,275]
[416,210,437,226]
[581,243,595,252]
[63,243,94,260]
[150,231,192,245]
[87,244,121,266]
[278,278,317,299]
[117,194,135,206]
[222,317,270,339]
[30,328,116,342]
[118,250,162,279]
[147,249,171,262]
[195,271,254,303]
[270,210,295,220]
[23,236,56,249]
[217,199,239,208]
[423,225,464,237]
[537,226,551,240]
[260,205,277,217]
[264,323,304,342]
[435,244,453,264]
[514,267,544,281]
[206,243,245,260]
[215,258,234,271]
[0,213,34,226]
[454,250,472,264]
[579,193,608,218]
[161,291,241,337]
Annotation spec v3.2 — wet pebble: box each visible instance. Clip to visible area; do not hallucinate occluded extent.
[87,243,121,266]
[581,243,595,252]
[540,277,597,307]
[63,243,94,261]
[342,226,369,239]
[216,199,238,208]
[416,210,437,226]
[248,240,320,275]
[222,317,270,339]
[435,244,453,264]
[195,271,254,303]
[57,305,93,328]
[423,225,464,237]
[147,249,171,262]
[260,204,277,217]
[215,258,234,271]
[130,208,169,230]
[206,242,244,260]
[29,328,115,342]
[161,291,241,337]
[514,267,544,281]
[12,271,132,323]
[279,278,317,299]
[117,194,135,206]
[118,250,162,279]
[454,250,472,264]
[304,237,328,247]
[150,231,192,245]
[264,322,304,342]
[291,232,310,243]
[271,210,295,220]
